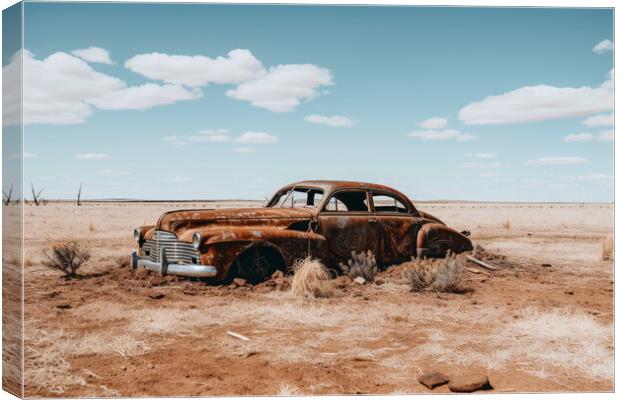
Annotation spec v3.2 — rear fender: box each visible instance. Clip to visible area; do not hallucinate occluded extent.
[416,223,473,258]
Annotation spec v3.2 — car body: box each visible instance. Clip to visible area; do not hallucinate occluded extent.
[131,180,473,283]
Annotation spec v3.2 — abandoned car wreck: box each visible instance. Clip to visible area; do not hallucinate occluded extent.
[131,180,473,283]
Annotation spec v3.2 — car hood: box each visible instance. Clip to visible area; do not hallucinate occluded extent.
[155,207,317,233]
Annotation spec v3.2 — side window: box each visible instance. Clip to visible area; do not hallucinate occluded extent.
[324,191,369,212]
[372,193,409,214]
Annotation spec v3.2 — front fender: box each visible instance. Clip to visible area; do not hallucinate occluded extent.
[416,223,473,258]
[180,226,329,279]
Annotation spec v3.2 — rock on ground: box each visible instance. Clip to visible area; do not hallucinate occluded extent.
[418,372,449,389]
[448,374,491,392]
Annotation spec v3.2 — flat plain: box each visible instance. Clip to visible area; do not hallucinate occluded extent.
[16,201,614,396]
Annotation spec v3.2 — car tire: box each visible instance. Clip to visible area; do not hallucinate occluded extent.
[231,246,281,284]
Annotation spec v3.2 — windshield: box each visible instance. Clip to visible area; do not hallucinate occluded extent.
[270,187,324,208]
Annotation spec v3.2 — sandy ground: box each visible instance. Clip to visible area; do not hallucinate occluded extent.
[14,201,614,396]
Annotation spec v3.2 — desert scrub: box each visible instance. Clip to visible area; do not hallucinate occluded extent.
[339,250,378,282]
[502,219,512,230]
[405,252,464,293]
[43,241,90,279]
[290,257,334,298]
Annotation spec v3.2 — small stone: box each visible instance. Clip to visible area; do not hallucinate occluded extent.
[418,372,449,389]
[148,292,165,300]
[565,291,574,295]
[56,303,72,309]
[353,276,366,285]
[448,374,491,393]
[541,263,552,268]
[233,278,247,287]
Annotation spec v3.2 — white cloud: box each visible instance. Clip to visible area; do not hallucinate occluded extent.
[71,47,114,64]
[459,72,613,125]
[188,129,231,143]
[408,129,476,141]
[460,161,502,169]
[467,152,496,159]
[100,168,129,176]
[563,133,594,142]
[226,64,333,112]
[234,147,256,153]
[564,174,612,182]
[525,157,588,166]
[582,113,613,127]
[74,153,111,160]
[235,131,278,144]
[304,114,356,127]
[8,152,37,160]
[88,83,201,110]
[593,39,614,55]
[418,117,448,130]
[597,130,614,141]
[125,49,264,87]
[3,50,201,125]
[163,136,190,147]
[479,172,502,178]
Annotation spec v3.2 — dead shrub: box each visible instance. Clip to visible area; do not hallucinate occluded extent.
[405,252,464,293]
[602,236,613,261]
[339,250,378,282]
[502,219,512,230]
[290,257,333,298]
[43,241,90,279]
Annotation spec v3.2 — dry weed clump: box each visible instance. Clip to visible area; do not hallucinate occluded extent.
[290,257,334,298]
[43,241,90,279]
[502,219,512,229]
[405,253,464,293]
[339,250,378,282]
[601,236,613,261]
[88,222,96,232]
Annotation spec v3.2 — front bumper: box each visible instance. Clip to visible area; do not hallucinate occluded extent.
[131,250,217,278]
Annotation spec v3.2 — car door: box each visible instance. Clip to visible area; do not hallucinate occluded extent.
[370,191,418,265]
[317,189,380,267]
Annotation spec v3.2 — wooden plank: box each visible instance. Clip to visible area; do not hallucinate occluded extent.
[466,255,499,271]
[465,266,491,276]
[227,331,250,341]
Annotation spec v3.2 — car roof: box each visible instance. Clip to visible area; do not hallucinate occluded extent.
[281,180,411,200]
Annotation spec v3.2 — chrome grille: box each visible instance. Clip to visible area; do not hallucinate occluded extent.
[141,231,200,264]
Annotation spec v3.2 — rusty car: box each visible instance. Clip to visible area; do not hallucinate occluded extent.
[131,180,473,283]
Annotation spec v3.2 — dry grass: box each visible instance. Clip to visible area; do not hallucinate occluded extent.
[88,222,96,232]
[339,250,378,282]
[42,241,90,279]
[290,257,334,299]
[601,236,613,261]
[404,253,464,293]
[412,307,613,381]
[502,219,512,229]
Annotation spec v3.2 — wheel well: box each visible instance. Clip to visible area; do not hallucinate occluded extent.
[228,243,286,282]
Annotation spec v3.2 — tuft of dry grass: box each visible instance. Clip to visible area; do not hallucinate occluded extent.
[42,241,90,279]
[601,236,613,261]
[404,253,464,293]
[88,222,96,232]
[502,219,512,229]
[339,250,378,282]
[290,257,334,299]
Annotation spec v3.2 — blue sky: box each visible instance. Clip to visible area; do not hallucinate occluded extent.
[5,4,614,201]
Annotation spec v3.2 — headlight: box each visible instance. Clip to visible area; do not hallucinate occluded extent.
[133,228,142,243]
[192,233,202,250]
